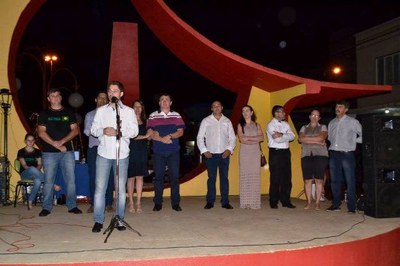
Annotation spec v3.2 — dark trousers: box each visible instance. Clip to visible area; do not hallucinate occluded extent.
[204,153,230,205]
[329,151,356,211]
[153,151,181,206]
[268,148,292,206]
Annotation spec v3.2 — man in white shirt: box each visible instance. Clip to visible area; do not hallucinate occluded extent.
[197,101,236,209]
[266,105,296,209]
[90,81,138,233]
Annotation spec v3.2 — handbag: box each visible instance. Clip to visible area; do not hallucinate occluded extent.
[259,144,267,167]
[260,153,267,167]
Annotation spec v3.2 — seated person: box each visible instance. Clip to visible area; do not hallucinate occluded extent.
[17,133,44,210]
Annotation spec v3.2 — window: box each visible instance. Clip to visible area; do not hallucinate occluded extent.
[376,52,400,85]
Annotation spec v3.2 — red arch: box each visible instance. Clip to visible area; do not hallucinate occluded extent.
[130,0,391,117]
[7,1,392,190]
[9,0,391,132]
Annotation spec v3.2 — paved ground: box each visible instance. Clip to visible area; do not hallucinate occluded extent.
[1,196,399,264]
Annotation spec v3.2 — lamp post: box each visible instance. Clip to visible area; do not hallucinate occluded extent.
[0,88,12,205]
[44,54,58,77]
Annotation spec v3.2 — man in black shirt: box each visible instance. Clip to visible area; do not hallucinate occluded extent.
[37,88,82,216]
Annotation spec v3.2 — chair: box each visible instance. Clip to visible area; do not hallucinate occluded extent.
[13,159,35,210]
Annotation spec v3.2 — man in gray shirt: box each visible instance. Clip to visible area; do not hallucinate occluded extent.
[84,91,114,213]
[327,101,362,213]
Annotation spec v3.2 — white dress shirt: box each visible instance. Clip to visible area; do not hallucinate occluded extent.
[197,113,236,154]
[266,118,295,149]
[91,102,138,159]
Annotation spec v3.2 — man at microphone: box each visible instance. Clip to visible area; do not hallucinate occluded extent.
[90,81,138,233]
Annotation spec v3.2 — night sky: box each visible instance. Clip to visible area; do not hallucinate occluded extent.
[16,0,400,126]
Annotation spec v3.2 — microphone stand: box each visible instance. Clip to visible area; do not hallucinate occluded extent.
[103,100,141,243]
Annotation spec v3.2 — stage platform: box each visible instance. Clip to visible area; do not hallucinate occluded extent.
[1,196,399,266]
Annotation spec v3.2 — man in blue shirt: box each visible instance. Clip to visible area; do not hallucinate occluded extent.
[147,93,185,212]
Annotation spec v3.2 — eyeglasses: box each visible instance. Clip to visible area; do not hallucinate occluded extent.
[310,114,320,117]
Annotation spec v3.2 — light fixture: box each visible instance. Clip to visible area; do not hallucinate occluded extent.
[332,66,342,75]
[44,54,58,75]
[0,88,12,109]
[44,54,58,62]
[384,108,390,114]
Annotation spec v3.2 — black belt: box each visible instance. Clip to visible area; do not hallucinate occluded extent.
[270,148,289,151]
[331,150,353,153]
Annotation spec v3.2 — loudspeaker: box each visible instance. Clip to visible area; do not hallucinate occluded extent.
[362,115,400,218]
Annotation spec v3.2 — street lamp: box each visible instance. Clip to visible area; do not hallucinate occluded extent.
[332,66,343,75]
[44,54,58,76]
[0,88,13,205]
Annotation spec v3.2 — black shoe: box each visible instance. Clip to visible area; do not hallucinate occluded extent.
[172,205,182,211]
[115,220,126,231]
[222,203,233,209]
[282,203,296,209]
[92,222,103,233]
[153,204,162,211]
[326,205,341,211]
[68,207,82,214]
[348,210,356,214]
[270,205,278,209]
[39,209,51,217]
[204,203,214,209]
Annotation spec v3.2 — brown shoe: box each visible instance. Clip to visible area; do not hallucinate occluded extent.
[86,205,94,213]
[105,205,114,213]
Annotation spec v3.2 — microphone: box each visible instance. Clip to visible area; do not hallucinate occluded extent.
[111,96,118,103]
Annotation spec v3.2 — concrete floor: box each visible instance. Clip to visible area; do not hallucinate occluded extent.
[1,196,400,265]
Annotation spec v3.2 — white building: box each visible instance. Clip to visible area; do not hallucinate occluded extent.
[355,17,400,115]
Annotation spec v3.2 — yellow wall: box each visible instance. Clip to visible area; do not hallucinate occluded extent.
[2,1,307,201]
[176,85,306,198]
[0,1,30,194]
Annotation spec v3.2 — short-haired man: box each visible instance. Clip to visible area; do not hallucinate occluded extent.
[327,101,362,213]
[37,88,82,216]
[266,105,296,209]
[147,93,185,212]
[90,81,138,232]
[197,101,236,210]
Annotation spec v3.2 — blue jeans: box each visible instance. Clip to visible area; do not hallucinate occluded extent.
[42,151,77,211]
[204,154,230,205]
[93,155,128,224]
[329,151,357,211]
[87,146,114,206]
[153,151,180,206]
[21,166,44,202]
